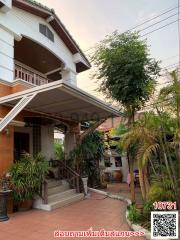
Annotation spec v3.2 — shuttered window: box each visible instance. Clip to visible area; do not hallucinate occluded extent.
[39,24,54,42]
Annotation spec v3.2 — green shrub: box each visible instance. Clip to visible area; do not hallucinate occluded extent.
[127,204,142,223]
[9,154,49,202]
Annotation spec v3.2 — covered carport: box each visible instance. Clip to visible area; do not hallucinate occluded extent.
[0,80,120,130]
[0,80,121,158]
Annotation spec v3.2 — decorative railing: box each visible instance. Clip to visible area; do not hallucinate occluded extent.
[14,62,49,86]
[41,159,83,204]
[58,160,81,193]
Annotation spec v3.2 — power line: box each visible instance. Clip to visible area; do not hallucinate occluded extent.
[129,6,178,31]
[84,5,178,53]
[161,62,179,69]
[85,19,178,52]
[138,12,178,33]
[141,19,178,37]
[159,54,179,62]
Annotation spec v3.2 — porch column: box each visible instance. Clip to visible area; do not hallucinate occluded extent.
[61,68,77,86]
[64,123,80,159]
[41,125,55,160]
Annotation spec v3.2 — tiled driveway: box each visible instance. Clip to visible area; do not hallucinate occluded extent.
[0,193,145,240]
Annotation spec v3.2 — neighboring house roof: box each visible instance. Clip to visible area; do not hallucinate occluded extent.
[98,112,145,132]
[12,0,91,71]
[98,117,124,132]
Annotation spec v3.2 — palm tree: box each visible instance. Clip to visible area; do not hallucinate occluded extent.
[121,117,158,201]
[121,111,179,205]
[158,70,180,164]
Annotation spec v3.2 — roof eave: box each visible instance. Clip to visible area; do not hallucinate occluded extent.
[12,0,91,69]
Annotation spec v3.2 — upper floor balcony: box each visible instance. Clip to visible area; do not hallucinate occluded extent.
[12,37,78,87]
[14,61,50,86]
[13,37,64,87]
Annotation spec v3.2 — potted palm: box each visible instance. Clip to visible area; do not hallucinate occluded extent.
[9,154,48,211]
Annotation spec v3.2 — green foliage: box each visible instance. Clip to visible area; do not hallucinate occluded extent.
[92,31,160,119]
[70,131,104,186]
[71,131,104,166]
[127,204,142,223]
[121,110,180,204]
[9,154,49,202]
[110,123,128,136]
[128,202,153,230]
[54,142,64,160]
[148,167,177,202]
[158,70,180,119]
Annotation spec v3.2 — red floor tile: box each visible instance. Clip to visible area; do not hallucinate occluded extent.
[0,192,145,240]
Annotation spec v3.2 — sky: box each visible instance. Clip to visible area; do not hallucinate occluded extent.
[38,0,179,98]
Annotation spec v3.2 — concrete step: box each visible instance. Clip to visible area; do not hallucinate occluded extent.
[47,179,62,188]
[48,189,76,203]
[33,192,84,211]
[50,193,84,210]
[48,184,70,195]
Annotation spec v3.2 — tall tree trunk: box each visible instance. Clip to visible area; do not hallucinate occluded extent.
[127,109,136,203]
[129,161,135,203]
[144,166,150,199]
[138,167,146,201]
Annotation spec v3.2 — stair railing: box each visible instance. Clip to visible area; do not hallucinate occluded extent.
[40,160,83,204]
[41,179,48,204]
[58,160,81,193]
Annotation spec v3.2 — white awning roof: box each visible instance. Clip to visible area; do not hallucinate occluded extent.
[0,80,121,130]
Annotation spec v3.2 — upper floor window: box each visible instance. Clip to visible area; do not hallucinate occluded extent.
[39,24,54,42]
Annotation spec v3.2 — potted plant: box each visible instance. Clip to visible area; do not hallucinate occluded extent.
[81,163,88,196]
[9,154,48,211]
[0,173,12,221]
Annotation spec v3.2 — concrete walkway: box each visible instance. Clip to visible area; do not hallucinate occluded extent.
[0,193,145,240]
[105,183,143,204]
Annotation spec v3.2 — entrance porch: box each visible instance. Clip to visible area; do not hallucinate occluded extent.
[0,80,121,210]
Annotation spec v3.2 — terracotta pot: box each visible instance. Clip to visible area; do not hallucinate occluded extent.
[112,170,122,182]
[100,182,107,189]
[103,172,110,182]
[18,200,33,211]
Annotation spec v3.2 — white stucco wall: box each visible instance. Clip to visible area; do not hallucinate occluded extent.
[41,125,55,160]
[0,6,78,84]
[0,28,14,81]
[105,153,129,182]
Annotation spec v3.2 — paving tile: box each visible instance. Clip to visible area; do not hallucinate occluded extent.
[0,192,145,240]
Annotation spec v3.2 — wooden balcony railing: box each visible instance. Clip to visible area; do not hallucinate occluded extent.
[14,62,49,86]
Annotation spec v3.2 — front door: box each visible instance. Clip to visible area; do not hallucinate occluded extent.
[14,132,30,161]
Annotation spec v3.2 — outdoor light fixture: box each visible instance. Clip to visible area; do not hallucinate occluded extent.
[4,128,10,136]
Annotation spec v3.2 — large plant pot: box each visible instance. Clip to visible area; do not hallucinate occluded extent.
[0,190,12,222]
[18,199,33,211]
[100,182,107,189]
[82,177,88,195]
[112,170,122,182]
[103,172,110,182]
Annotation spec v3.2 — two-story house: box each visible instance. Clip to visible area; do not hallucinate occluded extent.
[0,0,120,210]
